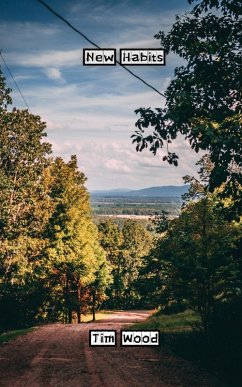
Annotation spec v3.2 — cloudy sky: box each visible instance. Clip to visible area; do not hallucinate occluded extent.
[0,0,201,191]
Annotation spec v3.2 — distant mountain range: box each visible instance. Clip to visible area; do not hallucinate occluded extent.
[91,185,189,197]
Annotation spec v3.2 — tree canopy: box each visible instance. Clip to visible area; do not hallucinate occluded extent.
[98,219,153,309]
[132,0,241,215]
[0,69,110,328]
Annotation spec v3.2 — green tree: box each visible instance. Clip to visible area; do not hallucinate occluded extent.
[0,70,110,329]
[45,156,106,323]
[0,69,52,329]
[121,220,153,308]
[150,198,241,329]
[0,109,51,242]
[98,219,123,308]
[149,210,170,234]
[0,68,11,110]
[88,251,112,321]
[98,219,153,309]
[132,0,242,215]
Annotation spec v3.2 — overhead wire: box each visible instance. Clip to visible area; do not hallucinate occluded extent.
[37,0,166,99]
[0,50,31,112]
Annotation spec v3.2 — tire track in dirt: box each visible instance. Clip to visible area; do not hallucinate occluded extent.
[0,311,222,387]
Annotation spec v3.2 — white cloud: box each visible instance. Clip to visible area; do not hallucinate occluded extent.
[14,81,165,134]
[0,22,61,52]
[47,138,200,190]
[43,68,65,83]
[1,0,197,191]
[13,74,38,82]
[6,49,82,69]
[104,158,131,173]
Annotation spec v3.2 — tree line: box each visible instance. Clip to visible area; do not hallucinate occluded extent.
[0,64,241,334]
[0,72,154,329]
[0,71,112,329]
[0,4,241,372]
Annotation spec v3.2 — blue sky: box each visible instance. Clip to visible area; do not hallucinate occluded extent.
[0,0,201,190]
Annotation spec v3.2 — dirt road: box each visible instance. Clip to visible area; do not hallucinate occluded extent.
[0,311,221,387]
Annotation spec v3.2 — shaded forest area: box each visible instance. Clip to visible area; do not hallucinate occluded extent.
[130,0,242,383]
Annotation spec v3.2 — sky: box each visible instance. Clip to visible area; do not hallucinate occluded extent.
[0,0,201,191]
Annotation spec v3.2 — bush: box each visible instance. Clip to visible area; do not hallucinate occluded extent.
[207,297,242,385]
[0,283,48,331]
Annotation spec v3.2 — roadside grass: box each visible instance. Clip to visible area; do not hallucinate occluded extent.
[81,310,113,323]
[131,310,200,332]
[130,310,205,362]
[0,327,35,345]
[131,309,240,386]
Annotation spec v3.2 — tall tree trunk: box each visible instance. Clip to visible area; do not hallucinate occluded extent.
[64,274,72,323]
[77,283,81,323]
[92,291,96,321]
[68,308,72,324]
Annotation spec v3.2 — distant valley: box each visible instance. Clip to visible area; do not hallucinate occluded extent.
[90,185,189,220]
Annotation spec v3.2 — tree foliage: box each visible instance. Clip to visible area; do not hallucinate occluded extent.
[142,194,241,329]
[132,0,242,214]
[0,70,52,287]
[0,69,111,329]
[44,156,110,323]
[98,219,153,309]
[0,69,53,329]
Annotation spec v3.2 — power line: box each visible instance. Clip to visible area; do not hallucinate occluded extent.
[37,0,166,99]
[0,50,31,111]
